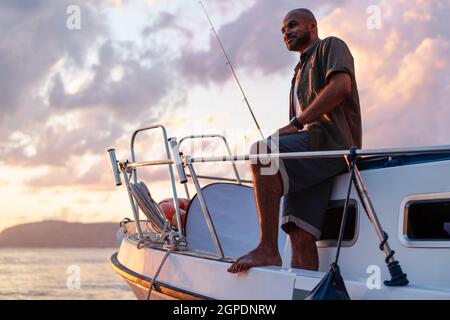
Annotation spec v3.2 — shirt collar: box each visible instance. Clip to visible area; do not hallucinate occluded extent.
[294,38,321,72]
[303,38,321,57]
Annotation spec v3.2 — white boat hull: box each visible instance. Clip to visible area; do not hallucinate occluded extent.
[112,236,450,300]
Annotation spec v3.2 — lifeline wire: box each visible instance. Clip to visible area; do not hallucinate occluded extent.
[146,248,174,300]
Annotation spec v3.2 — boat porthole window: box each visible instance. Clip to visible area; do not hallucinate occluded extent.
[404,199,450,242]
[317,199,359,248]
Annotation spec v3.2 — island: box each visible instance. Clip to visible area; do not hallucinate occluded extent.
[0,220,121,248]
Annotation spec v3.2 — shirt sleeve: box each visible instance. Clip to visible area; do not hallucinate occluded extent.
[320,37,354,83]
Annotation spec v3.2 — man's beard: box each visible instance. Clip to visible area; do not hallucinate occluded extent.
[289,30,312,51]
[296,31,311,46]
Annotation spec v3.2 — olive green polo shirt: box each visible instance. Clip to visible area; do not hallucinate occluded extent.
[289,37,362,151]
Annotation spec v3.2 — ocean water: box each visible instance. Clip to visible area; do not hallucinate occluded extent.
[0,248,135,300]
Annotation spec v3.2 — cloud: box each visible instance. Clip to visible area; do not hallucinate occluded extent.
[177,0,346,85]
[141,11,194,40]
[0,1,107,117]
[43,206,100,222]
[0,0,107,161]
[24,157,112,191]
[317,0,450,147]
[364,36,450,147]
[48,40,175,116]
[0,0,178,173]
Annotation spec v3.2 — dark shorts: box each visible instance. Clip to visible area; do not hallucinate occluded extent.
[251,131,346,240]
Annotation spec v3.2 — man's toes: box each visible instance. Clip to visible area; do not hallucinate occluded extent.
[232,262,241,273]
[240,263,247,273]
[237,263,248,273]
[227,253,258,274]
[240,263,250,272]
[227,261,237,273]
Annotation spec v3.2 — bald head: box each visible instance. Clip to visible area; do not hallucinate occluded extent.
[286,8,317,25]
[282,8,318,52]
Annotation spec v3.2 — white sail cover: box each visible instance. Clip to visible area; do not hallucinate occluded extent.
[185,183,286,258]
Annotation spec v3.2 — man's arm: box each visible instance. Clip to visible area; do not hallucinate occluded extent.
[276,72,351,136]
[298,72,351,125]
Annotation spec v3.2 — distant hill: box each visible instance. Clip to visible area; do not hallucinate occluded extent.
[0,221,120,248]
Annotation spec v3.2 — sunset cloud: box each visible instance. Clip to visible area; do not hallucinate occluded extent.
[0,0,178,171]
[317,0,450,147]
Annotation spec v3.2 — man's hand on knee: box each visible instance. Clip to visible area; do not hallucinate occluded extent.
[272,123,301,137]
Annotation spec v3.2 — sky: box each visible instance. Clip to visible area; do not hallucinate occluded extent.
[0,0,449,232]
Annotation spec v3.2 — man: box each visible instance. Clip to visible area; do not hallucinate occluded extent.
[227,8,362,273]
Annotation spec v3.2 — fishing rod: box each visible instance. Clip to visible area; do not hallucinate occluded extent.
[198,0,265,140]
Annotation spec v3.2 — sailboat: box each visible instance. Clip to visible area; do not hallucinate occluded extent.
[108,124,450,300]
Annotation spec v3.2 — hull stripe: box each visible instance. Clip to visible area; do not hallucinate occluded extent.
[110,252,214,300]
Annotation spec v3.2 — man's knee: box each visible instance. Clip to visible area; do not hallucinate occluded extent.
[250,140,271,155]
[250,140,271,170]
[249,139,285,180]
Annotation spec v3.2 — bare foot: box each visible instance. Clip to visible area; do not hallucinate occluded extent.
[227,247,282,274]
